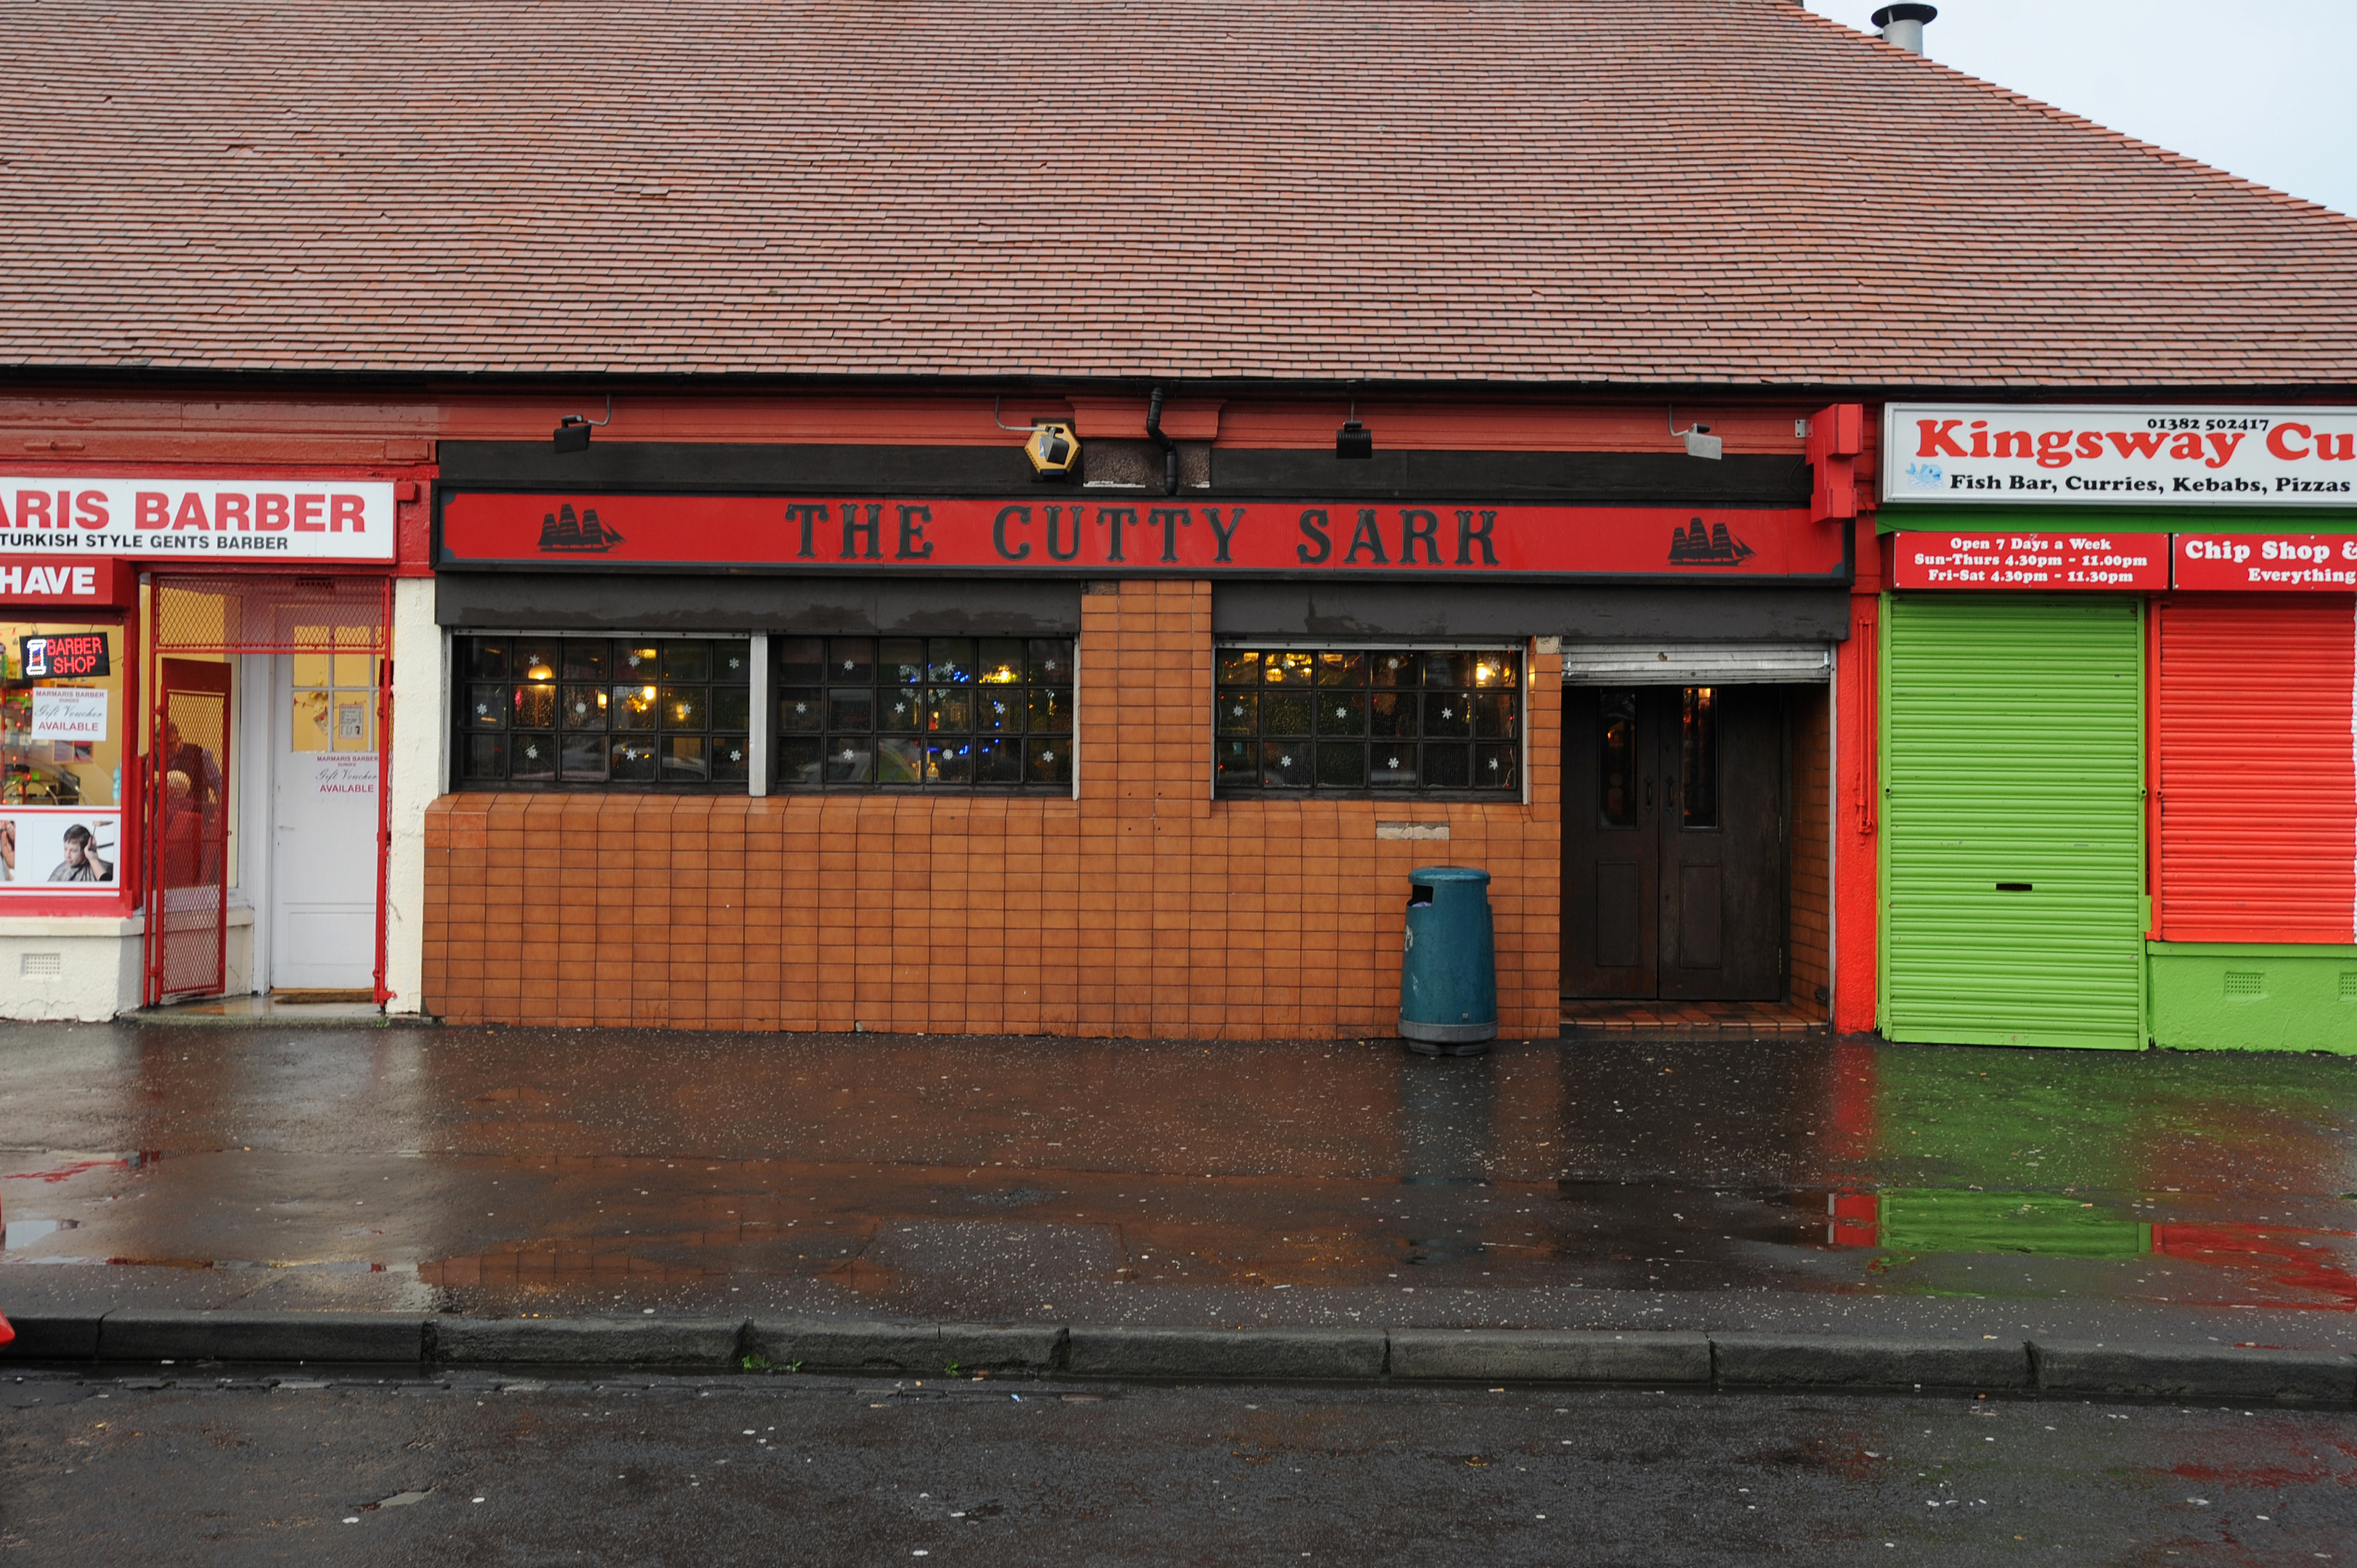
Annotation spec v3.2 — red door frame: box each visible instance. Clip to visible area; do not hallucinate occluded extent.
[144,656,233,1003]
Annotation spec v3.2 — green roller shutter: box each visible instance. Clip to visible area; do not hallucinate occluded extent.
[1882,595,2145,1049]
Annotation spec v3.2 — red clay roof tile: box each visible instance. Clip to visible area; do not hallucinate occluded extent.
[0,0,2352,385]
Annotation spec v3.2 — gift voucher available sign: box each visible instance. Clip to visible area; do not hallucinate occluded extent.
[2175,534,2357,591]
[438,494,1846,581]
[1883,405,2357,507]
[0,478,395,559]
[1891,531,2169,591]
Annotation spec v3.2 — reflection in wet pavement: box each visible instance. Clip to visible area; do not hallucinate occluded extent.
[1,1024,2351,1334]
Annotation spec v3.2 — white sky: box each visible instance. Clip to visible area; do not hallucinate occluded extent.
[1801,1,2357,216]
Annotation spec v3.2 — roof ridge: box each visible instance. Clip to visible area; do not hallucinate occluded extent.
[1766,0,2356,228]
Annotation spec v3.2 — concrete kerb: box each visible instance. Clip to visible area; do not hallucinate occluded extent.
[1,1314,2353,1404]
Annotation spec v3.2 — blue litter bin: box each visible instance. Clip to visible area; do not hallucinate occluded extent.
[1399,865,1498,1055]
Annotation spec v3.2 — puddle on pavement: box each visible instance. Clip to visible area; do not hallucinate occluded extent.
[0,1028,2350,1316]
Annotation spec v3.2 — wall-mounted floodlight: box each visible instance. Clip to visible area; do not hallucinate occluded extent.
[1336,396,1374,460]
[554,394,612,454]
[1669,404,1722,461]
[995,394,1080,481]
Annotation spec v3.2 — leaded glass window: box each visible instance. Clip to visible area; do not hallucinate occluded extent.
[775,636,1074,791]
[1215,646,1521,796]
[456,636,752,788]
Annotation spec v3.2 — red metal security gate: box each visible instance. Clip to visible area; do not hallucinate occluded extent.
[2151,596,2357,943]
[142,573,391,1005]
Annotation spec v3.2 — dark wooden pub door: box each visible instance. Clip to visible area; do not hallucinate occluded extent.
[1561,685,1786,1000]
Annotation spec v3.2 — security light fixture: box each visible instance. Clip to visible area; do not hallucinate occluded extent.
[1336,397,1374,460]
[995,394,1081,481]
[1669,404,1722,461]
[553,393,612,454]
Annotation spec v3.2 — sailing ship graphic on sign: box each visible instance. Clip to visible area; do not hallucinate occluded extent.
[537,503,625,554]
[1666,517,1755,566]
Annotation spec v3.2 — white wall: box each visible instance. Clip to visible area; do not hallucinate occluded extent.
[383,578,444,1013]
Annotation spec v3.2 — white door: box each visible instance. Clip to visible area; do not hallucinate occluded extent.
[269,653,379,991]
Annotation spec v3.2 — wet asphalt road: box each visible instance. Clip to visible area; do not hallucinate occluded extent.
[1,1023,2353,1344]
[5,1370,2354,1566]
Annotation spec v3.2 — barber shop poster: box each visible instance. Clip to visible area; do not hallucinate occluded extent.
[0,807,121,894]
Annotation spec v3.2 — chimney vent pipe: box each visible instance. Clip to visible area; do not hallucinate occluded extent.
[1871,3,1937,54]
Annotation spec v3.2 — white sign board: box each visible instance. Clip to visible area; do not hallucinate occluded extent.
[1883,405,2357,507]
[29,687,107,740]
[312,754,378,797]
[0,807,122,894]
[0,478,395,559]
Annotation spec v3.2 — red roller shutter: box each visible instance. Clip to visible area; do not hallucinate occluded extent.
[2153,597,2357,943]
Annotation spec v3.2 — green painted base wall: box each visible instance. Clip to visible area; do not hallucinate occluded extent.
[2147,942,2357,1054]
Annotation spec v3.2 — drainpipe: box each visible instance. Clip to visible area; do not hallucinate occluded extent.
[1146,386,1179,496]
[1870,3,1936,54]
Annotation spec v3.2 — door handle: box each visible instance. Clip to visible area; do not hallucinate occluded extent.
[1645,778,1654,810]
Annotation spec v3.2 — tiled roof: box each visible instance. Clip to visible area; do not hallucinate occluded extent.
[2,0,2353,385]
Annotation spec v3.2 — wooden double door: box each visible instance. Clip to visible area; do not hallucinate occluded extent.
[1560,685,1787,1001]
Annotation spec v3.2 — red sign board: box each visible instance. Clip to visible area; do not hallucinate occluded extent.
[23,631,110,677]
[438,494,1846,581]
[0,555,137,608]
[2173,534,2357,592]
[1889,531,2170,591]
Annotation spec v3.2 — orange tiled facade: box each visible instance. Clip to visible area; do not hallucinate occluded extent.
[423,581,1565,1037]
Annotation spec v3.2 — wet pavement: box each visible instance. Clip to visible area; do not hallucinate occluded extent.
[1,1024,2354,1347]
[7,1371,2355,1565]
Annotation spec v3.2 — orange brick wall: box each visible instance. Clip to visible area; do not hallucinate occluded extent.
[424,579,1564,1038]
[1788,682,1832,1016]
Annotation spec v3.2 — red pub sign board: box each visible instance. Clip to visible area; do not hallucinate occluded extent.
[437,494,1847,581]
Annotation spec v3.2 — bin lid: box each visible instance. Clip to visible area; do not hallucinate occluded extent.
[1409,865,1489,884]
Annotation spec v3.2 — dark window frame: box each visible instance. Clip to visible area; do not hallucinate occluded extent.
[1213,642,1526,801]
[452,633,754,792]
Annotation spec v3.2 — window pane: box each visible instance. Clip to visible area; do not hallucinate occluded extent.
[1262,651,1313,687]
[1317,691,1366,735]
[711,640,753,684]
[292,690,333,750]
[779,690,823,732]
[661,686,705,731]
[778,737,823,788]
[1026,686,1072,735]
[1473,691,1518,740]
[712,736,749,782]
[514,683,557,730]
[1216,739,1258,786]
[1422,651,1475,688]
[1027,639,1070,684]
[562,685,608,730]
[562,640,609,681]
[1682,686,1718,828]
[1472,651,1519,689]
[334,653,380,688]
[1025,736,1071,785]
[1476,743,1519,791]
[711,687,751,732]
[876,737,924,784]
[1371,743,1419,788]
[977,687,1021,733]
[1422,744,1472,788]
[1369,691,1417,738]
[1315,651,1367,687]
[1216,648,1261,687]
[828,638,875,683]
[878,687,921,731]
[612,684,659,731]
[616,644,660,682]
[827,687,873,731]
[1371,651,1420,687]
[928,688,972,732]
[1261,740,1313,789]
[510,733,556,780]
[1263,691,1313,735]
[330,693,375,753]
[609,737,659,781]
[514,642,559,684]
[879,639,924,684]
[464,734,508,779]
[927,740,973,785]
[659,642,709,682]
[292,653,335,688]
[561,733,607,781]
[1422,690,1472,737]
[464,640,508,680]
[1599,690,1637,826]
[927,639,975,684]
[776,637,825,685]
[1216,690,1257,735]
[468,684,507,729]
[660,737,708,783]
[826,738,873,784]
[1316,743,1367,788]
[977,639,1025,687]
[974,738,1022,783]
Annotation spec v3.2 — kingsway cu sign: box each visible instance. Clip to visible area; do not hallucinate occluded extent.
[1881,405,2357,507]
